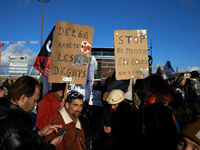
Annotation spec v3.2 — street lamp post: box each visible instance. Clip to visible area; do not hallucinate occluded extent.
[39,0,50,49]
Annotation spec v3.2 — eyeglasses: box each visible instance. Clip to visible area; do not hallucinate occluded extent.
[70,93,84,98]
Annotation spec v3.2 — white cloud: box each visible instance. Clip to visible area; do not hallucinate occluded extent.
[1,43,39,75]
[179,66,200,73]
[152,63,200,74]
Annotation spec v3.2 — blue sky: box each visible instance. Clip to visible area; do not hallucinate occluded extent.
[0,0,200,75]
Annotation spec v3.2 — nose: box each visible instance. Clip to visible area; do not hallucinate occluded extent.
[78,105,83,112]
[184,146,191,150]
[111,105,115,110]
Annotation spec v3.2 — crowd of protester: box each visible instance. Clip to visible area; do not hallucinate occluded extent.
[0,68,200,150]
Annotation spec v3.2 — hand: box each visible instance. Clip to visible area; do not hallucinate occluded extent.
[57,98,65,112]
[104,126,111,133]
[50,134,64,147]
[38,124,62,137]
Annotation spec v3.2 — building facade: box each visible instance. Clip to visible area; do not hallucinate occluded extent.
[91,47,115,82]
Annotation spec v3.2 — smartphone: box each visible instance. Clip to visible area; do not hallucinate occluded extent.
[59,128,68,136]
[48,128,68,143]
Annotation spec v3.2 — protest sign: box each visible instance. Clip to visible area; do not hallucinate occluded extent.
[48,21,94,84]
[114,29,149,80]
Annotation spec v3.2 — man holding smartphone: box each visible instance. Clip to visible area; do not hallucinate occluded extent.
[45,90,86,150]
[0,76,63,150]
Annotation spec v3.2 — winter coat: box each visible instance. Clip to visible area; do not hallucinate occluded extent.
[185,78,200,103]
[45,107,86,150]
[142,98,179,150]
[36,92,61,129]
[0,98,55,150]
[101,102,139,150]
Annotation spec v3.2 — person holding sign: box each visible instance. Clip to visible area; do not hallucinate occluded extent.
[36,83,66,129]
[45,90,86,150]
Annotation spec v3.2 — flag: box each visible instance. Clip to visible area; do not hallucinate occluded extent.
[33,26,55,79]
[164,61,175,77]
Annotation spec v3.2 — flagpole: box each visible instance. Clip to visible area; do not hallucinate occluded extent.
[28,66,33,75]
[29,0,50,76]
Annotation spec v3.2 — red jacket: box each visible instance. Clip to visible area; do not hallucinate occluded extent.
[36,92,61,129]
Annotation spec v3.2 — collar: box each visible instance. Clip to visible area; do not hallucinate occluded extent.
[60,107,81,129]
[53,92,62,101]
[0,98,33,125]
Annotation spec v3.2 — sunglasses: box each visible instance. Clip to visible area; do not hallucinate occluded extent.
[70,93,84,98]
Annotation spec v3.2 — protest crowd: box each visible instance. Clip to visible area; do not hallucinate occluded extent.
[0,68,200,150]
[0,21,199,150]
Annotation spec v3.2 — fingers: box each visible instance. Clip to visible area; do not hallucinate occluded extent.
[50,134,64,146]
[60,98,65,107]
[50,124,63,133]
[57,99,65,112]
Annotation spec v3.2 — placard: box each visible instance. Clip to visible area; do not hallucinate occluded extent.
[114,29,149,80]
[49,21,94,84]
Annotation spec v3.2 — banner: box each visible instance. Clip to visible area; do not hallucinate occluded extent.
[48,21,94,84]
[33,26,55,79]
[114,29,149,80]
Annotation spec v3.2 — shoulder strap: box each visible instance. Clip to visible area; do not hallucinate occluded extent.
[69,128,77,150]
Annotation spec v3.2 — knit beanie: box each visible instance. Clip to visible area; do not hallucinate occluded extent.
[106,89,124,104]
[179,115,200,146]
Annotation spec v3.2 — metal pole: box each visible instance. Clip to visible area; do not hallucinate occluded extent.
[0,42,1,75]
[39,0,50,49]
[40,0,44,49]
[29,0,49,76]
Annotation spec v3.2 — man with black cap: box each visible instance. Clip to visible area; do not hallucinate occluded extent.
[185,70,200,106]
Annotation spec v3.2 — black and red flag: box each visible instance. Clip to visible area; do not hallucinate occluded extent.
[33,26,55,79]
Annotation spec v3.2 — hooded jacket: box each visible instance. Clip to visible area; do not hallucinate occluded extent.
[0,98,55,150]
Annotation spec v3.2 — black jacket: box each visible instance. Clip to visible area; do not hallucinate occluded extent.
[142,99,179,150]
[0,98,55,150]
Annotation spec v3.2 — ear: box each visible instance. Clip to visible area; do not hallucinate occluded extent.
[18,94,26,103]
